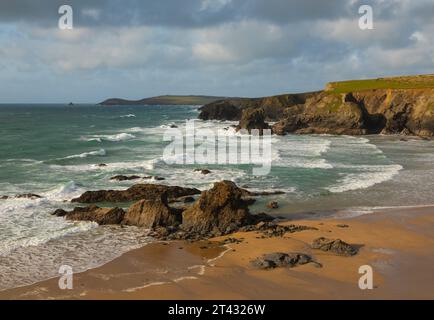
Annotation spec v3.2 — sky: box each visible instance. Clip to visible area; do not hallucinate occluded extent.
[0,0,433,103]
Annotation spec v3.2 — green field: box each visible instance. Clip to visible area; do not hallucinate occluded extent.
[326,74,434,93]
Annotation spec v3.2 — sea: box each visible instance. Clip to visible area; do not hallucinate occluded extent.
[1,104,434,290]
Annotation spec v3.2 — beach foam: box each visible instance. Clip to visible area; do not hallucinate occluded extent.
[80,133,135,142]
[327,164,403,193]
[61,149,107,160]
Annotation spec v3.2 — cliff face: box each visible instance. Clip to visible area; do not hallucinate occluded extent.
[198,88,434,137]
[198,92,318,121]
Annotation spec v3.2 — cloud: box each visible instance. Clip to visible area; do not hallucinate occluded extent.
[0,0,433,103]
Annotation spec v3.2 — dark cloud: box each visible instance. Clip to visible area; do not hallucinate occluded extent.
[0,0,353,28]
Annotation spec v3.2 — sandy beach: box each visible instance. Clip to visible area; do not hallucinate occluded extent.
[1,205,433,300]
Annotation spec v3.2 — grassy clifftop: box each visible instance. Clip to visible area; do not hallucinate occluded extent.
[325,74,434,93]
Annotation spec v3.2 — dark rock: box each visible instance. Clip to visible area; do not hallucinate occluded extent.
[267,201,279,209]
[122,192,182,228]
[143,176,165,181]
[110,175,141,181]
[249,212,275,224]
[220,237,243,245]
[236,108,270,135]
[336,224,349,228]
[182,196,196,203]
[15,193,42,199]
[181,181,253,235]
[97,164,107,167]
[239,188,285,196]
[71,184,200,203]
[254,222,317,238]
[194,169,211,175]
[198,100,243,121]
[52,209,68,217]
[198,93,315,122]
[251,252,321,269]
[63,205,126,225]
[311,237,358,256]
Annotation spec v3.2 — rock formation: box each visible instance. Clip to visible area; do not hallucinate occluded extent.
[267,201,279,209]
[110,175,141,181]
[311,237,358,256]
[198,76,434,138]
[181,181,254,236]
[198,100,243,121]
[236,108,270,135]
[194,169,211,175]
[251,252,321,269]
[71,184,200,203]
[122,192,182,228]
[53,205,126,225]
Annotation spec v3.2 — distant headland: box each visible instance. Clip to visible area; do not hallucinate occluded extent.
[99,95,236,106]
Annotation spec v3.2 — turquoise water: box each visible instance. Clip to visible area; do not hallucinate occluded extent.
[1,104,434,290]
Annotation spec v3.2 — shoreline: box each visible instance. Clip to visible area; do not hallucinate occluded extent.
[1,204,433,300]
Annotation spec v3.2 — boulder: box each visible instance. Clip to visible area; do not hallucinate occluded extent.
[236,108,270,135]
[110,175,141,181]
[194,169,211,175]
[143,176,165,181]
[1,194,43,200]
[251,252,321,269]
[181,181,253,235]
[123,193,182,228]
[52,209,68,217]
[267,201,279,209]
[16,193,42,199]
[311,237,358,256]
[182,196,196,203]
[71,184,200,203]
[60,205,126,225]
[252,222,317,238]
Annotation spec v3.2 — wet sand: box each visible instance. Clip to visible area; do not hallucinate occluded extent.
[1,206,433,300]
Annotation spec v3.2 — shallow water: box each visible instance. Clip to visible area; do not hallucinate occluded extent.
[1,104,434,290]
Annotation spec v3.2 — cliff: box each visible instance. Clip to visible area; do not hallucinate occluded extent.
[198,75,434,138]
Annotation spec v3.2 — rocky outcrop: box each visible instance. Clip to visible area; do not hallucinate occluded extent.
[311,237,358,256]
[236,108,270,134]
[71,184,200,203]
[110,175,141,181]
[272,92,369,135]
[242,222,317,238]
[54,205,126,225]
[251,252,321,269]
[198,81,434,138]
[272,90,434,137]
[122,192,182,228]
[181,181,262,235]
[194,169,211,175]
[198,100,243,121]
[143,176,165,181]
[1,193,42,200]
[198,93,317,121]
[267,201,279,209]
[181,181,254,236]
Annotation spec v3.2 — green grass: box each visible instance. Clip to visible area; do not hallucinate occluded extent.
[326,74,434,93]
